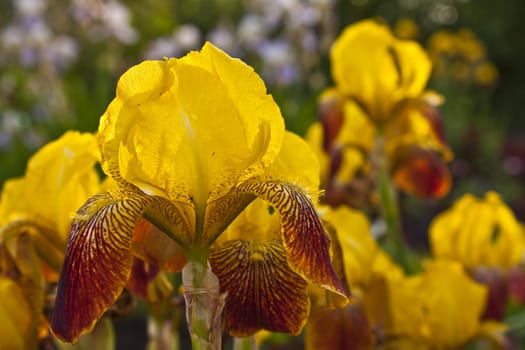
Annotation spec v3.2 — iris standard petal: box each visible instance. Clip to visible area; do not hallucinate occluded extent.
[98,43,285,207]
[0,131,100,239]
[51,191,158,342]
[330,20,431,123]
[209,239,309,336]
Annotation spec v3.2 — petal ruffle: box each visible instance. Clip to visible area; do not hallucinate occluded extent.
[236,180,347,303]
[98,43,285,207]
[209,239,309,336]
[51,191,157,342]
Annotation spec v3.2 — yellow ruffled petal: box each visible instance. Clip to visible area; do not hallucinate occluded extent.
[321,206,378,287]
[305,122,331,186]
[0,131,100,239]
[0,277,34,349]
[99,42,284,208]
[430,192,525,268]
[330,19,431,123]
[265,131,321,193]
[387,260,487,347]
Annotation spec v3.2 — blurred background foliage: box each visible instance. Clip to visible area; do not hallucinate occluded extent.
[0,0,524,242]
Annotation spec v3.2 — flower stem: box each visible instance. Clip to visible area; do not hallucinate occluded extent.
[233,336,257,350]
[377,165,410,272]
[374,133,411,273]
[182,260,226,350]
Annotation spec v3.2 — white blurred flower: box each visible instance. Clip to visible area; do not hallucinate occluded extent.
[25,17,51,45]
[238,14,266,48]
[44,36,79,71]
[1,26,23,49]
[143,38,180,59]
[101,1,138,44]
[1,110,24,135]
[173,24,201,50]
[14,0,48,17]
[206,25,236,54]
[258,39,293,67]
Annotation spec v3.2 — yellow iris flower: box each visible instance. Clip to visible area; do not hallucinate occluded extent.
[386,260,488,348]
[306,206,404,350]
[0,131,100,348]
[50,42,346,342]
[0,277,33,349]
[306,89,452,202]
[307,20,452,202]
[330,19,431,125]
[430,192,525,269]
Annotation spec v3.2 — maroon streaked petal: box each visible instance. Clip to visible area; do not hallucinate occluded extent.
[393,147,451,199]
[131,217,187,272]
[126,258,160,300]
[237,180,347,304]
[306,303,374,350]
[210,239,309,336]
[203,189,256,245]
[51,191,155,342]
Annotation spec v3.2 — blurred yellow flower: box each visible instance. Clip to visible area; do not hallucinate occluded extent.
[430,192,525,269]
[386,260,488,348]
[427,28,498,88]
[393,17,420,40]
[306,90,452,202]
[0,131,101,347]
[0,131,100,243]
[0,277,33,349]
[474,61,499,87]
[51,42,346,343]
[330,19,431,124]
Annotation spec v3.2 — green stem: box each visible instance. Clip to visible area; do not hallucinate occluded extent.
[233,336,257,350]
[374,133,411,273]
[182,260,226,350]
[377,165,410,273]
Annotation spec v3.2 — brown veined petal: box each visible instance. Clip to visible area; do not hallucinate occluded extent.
[131,217,187,272]
[236,180,347,304]
[392,147,451,198]
[305,303,374,350]
[203,189,256,245]
[209,239,309,336]
[51,191,157,342]
[126,258,160,300]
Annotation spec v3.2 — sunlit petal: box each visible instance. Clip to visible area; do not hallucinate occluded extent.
[98,42,284,207]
